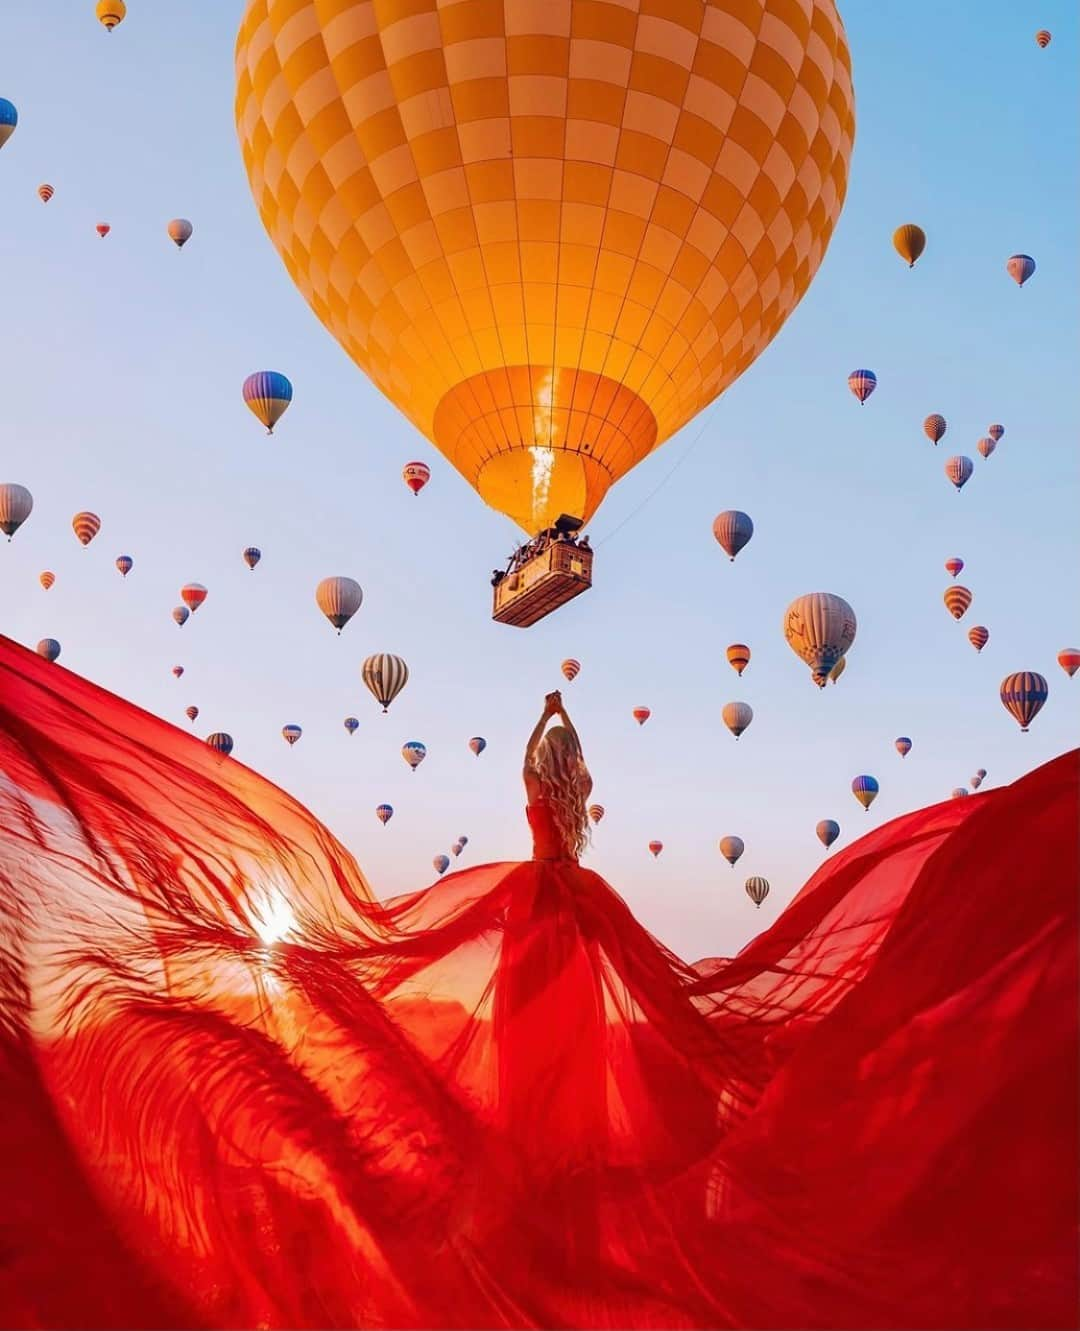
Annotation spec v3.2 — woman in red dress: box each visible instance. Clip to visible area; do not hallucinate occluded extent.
[0,635,1076,1329]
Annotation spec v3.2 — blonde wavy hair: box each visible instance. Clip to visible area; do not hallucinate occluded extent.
[533,726,592,859]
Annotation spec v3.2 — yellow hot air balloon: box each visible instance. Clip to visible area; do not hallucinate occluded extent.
[236,1,854,539]
[892,223,926,268]
[96,0,126,31]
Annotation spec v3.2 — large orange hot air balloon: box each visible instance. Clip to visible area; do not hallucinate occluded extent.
[236,1,854,539]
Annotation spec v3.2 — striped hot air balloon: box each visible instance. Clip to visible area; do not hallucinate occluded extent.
[719,836,744,868]
[96,0,126,30]
[745,876,770,907]
[783,593,857,688]
[816,819,840,849]
[38,183,54,203]
[39,571,55,590]
[726,644,751,676]
[712,511,754,561]
[243,546,261,570]
[172,606,189,627]
[362,654,409,712]
[851,775,879,811]
[923,414,947,445]
[115,555,133,577]
[242,371,293,434]
[96,223,110,238]
[206,732,233,756]
[561,658,581,682]
[0,483,33,539]
[977,436,996,460]
[968,625,989,653]
[1058,649,1080,679]
[1006,254,1036,287]
[848,369,877,404]
[172,666,184,678]
[1035,30,1051,48]
[36,639,61,663]
[167,218,193,249]
[402,461,430,495]
[648,841,663,859]
[402,741,426,771]
[72,511,101,545]
[375,803,393,826]
[945,557,964,579]
[999,672,1049,732]
[0,98,17,150]
[468,736,486,756]
[180,582,208,612]
[344,716,359,735]
[315,576,363,632]
[895,737,912,758]
[632,707,651,726]
[184,705,199,723]
[944,585,973,621]
[433,854,450,876]
[892,224,926,268]
[988,424,1005,442]
[945,456,974,491]
[282,724,302,746]
[588,804,604,825]
[722,701,753,740]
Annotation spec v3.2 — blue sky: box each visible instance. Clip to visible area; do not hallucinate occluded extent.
[1,3,1076,960]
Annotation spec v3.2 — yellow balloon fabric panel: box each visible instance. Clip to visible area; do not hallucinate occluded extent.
[236,0,855,533]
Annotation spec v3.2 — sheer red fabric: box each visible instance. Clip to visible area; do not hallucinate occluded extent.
[0,635,1076,1329]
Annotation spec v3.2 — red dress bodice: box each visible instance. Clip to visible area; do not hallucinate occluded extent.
[526,797,575,862]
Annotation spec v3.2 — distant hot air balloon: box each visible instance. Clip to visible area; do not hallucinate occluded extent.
[648,841,663,859]
[784,592,857,688]
[402,462,430,496]
[242,371,293,434]
[722,701,753,740]
[745,876,770,908]
[851,775,879,811]
[1035,30,1051,48]
[970,773,984,790]
[115,554,133,577]
[0,98,17,150]
[456,836,469,850]
[977,436,996,460]
[1006,254,1036,287]
[38,183,54,204]
[999,672,1049,732]
[96,0,126,30]
[944,456,974,491]
[451,838,467,858]
[39,571,55,591]
[36,639,61,663]
[172,666,184,678]
[712,511,754,562]
[726,644,751,676]
[172,605,189,627]
[185,705,198,723]
[829,655,847,685]
[988,424,1005,442]
[315,576,363,632]
[206,732,234,756]
[848,369,877,404]
[375,803,393,826]
[72,511,101,545]
[945,557,964,579]
[235,0,855,540]
[167,218,193,249]
[242,546,261,570]
[968,625,989,653]
[923,413,947,445]
[362,653,409,712]
[433,854,450,876]
[632,707,651,726]
[816,819,840,849]
[719,836,744,868]
[561,659,581,682]
[951,788,969,800]
[402,740,427,772]
[282,724,302,746]
[0,483,33,539]
[344,716,359,735]
[975,768,987,781]
[180,582,207,612]
[588,804,604,825]
[944,585,973,621]
[895,737,912,758]
[892,224,926,268]
[95,223,110,238]
[1058,649,1080,679]
[468,736,486,757]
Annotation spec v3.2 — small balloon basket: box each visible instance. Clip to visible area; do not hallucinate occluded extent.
[493,539,593,627]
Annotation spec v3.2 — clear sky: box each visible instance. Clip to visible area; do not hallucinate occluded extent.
[1,3,1076,961]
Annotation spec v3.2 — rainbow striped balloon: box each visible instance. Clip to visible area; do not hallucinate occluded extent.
[851,775,879,811]
[848,369,877,404]
[242,370,293,434]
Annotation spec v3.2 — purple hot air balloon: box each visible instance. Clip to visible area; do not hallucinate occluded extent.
[115,554,134,577]
[895,737,912,758]
[848,369,877,404]
[1006,254,1036,287]
[988,424,1005,442]
[945,456,974,491]
[923,414,946,445]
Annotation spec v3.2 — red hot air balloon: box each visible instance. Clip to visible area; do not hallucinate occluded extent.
[945,557,964,579]
[72,511,101,546]
[923,414,946,445]
[402,462,430,495]
[561,659,580,682]
[588,804,604,825]
[180,583,208,612]
[944,586,973,620]
[1058,649,1080,679]
[38,183,54,203]
[968,626,989,653]
[172,665,184,679]
[648,841,663,858]
[1035,30,1051,48]
[185,706,199,723]
[632,707,651,726]
[96,223,111,238]
[39,571,55,591]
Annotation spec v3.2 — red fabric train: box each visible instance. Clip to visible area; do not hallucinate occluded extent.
[0,635,1076,1329]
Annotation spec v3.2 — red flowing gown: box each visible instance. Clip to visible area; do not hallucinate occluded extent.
[0,635,1076,1329]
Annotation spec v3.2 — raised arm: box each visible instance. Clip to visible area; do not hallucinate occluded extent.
[523,692,561,788]
[554,700,582,756]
